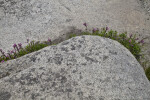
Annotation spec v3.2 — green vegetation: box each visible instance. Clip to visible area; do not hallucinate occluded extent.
[0,23,149,81]
[69,23,150,81]
[69,26,143,61]
[0,39,52,62]
[146,67,150,81]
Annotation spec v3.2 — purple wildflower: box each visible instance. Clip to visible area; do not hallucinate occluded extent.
[83,23,87,30]
[14,49,16,53]
[140,39,144,44]
[0,50,6,57]
[13,43,17,48]
[83,23,87,27]
[11,50,14,54]
[25,39,29,43]
[18,43,22,49]
[13,43,19,52]
[129,40,131,43]
[6,55,9,58]
[48,38,51,42]
[131,44,134,47]
[130,34,132,38]
[27,39,29,43]
[7,53,11,59]
[2,51,5,54]
[106,27,109,31]
[135,38,139,40]
[92,28,97,33]
[1,60,4,63]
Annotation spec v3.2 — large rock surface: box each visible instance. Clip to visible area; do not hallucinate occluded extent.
[0,0,150,55]
[140,0,150,14]
[0,36,150,100]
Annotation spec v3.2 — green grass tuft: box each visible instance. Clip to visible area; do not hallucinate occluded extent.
[0,40,52,62]
[145,67,150,81]
[69,28,142,61]
[0,24,149,81]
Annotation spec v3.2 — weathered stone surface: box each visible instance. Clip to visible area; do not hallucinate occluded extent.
[139,0,150,14]
[0,36,150,100]
[0,0,150,57]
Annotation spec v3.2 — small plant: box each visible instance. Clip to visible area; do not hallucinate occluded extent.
[69,24,144,61]
[69,23,150,81]
[0,38,52,63]
[0,23,149,82]
[145,67,150,81]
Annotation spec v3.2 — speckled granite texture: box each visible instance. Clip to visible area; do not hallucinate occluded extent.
[0,36,150,100]
[139,0,150,13]
[0,0,150,61]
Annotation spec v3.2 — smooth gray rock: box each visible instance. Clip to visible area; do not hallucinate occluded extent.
[0,36,150,100]
[0,0,150,58]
